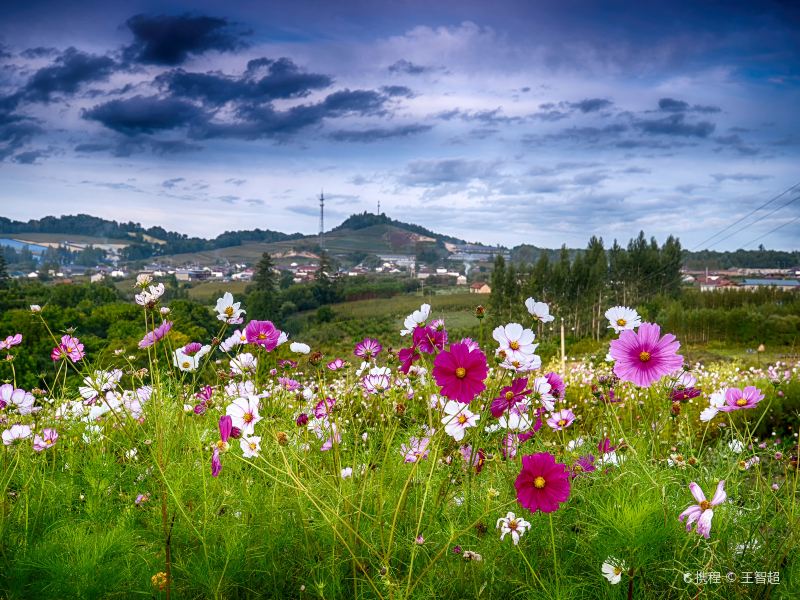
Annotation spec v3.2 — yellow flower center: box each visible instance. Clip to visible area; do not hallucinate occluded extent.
[224,306,234,316]
[639,351,651,362]
[181,361,191,369]
[574,465,583,472]
[505,391,515,400]
[614,566,623,576]
[244,412,254,423]
[616,318,626,326]
[509,341,520,350]
[455,367,467,378]
[457,414,468,424]
[699,500,711,511]
[534,476,546,489]
[736,398,747,406]
[558,419,567,427]
[508,519,518,531]
[215,440,229,451]
[249,442,257,450]
[258,332,267,340]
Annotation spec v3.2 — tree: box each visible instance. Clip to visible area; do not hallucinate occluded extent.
[252,252,279,294]
[0,253,8,288]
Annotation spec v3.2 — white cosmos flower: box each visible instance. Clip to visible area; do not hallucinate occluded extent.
[240,435,261,458]
[0,384,36,415]
[340,467,353,479]
[78,369,123,401]
[231,352,257,375]
[135,283,165,306]
[2,423,32,445]
[221,329,247,352]
[605,306,641,333]
[401,303,431,336]
[226,395,262,435]
[601,557,627,584]
[530,377,555,411]
[499,353,542,373]
[290,342,311,354]
[215,292,245,324]
[524,298,554,323]
[441,400,479,441]
[496,511,531,545]
[276,331,289,346]
[700,389,727,422]
[493,323,539,364]
[173,346,211,372]
[728,439,745,454]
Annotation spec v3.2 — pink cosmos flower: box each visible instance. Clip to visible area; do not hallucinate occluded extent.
[401,436,431,463]
[547,409,576,431]
[491,377,530,418]
[0,384,35,414]
[459,338,481,352]
[514,452,571,514]
[212,415,233,477]
[33,428,59,451]
[354,337,383,359]
[679,480,726,538]
[327,358,345,371]
[0,333,22,350]
[571,454,596,478]
[245,320,282,350]
[398,346,421,374]
[502,432,518,459]
[278,377,300,391]
[544,372,565,401]
[138,321,172,349]
[459,445,486,474]
[719,386,765,412]
[51,335,85,362]
[314,397,336,419]
[609,322,683,387]
[432,342,488,404]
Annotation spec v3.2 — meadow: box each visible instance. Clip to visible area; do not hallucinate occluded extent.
[0,280,797,599]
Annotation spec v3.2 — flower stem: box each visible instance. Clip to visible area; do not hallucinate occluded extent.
[549,513,559,599]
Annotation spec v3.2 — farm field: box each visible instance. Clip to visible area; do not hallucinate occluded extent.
[0,284,797,599]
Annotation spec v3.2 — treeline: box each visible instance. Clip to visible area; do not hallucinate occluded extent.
[491,232,683,339]
[331,212,465,244]
[682,246,799,270]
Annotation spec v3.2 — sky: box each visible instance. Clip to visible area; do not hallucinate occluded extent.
[0,0,798,250]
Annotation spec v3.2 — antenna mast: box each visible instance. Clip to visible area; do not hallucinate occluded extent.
[319,190,325,250]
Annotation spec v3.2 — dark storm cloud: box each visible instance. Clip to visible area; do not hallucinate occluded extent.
[12,149,46,164]
[713,134,760,156]
[20,47,116,103]
[20,47,58,59]
[658,97,721,114]
[711,173,771,182]
[437,108,523,125]
[0,110,42,161]
[123,13,249,66]
[538,123,628,144]
[83,95,207,135]
[387,59,436,75]
[328,123,432,142]
[380,85,414,98]
[156,57,332,106]
[569,98,613,113]
[634,113,715,137]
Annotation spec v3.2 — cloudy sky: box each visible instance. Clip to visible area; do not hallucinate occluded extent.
[1,0,798,250]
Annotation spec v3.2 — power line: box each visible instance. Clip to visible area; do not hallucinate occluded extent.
[703,193,800,250]
[740,215,800,249]
[690,181,800,250]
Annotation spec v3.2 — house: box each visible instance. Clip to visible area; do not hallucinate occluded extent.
[741,278,800,292]
[456,275,468,285]
[90,273,105,283]
[697,275,737,292]
[470,282,491,294]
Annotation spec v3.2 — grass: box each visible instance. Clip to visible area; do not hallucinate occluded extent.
[0,299,798,599]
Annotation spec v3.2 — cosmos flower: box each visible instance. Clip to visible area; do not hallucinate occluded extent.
[400,303,430,336]
[679,480,726,538]
[544,372,565,401]
[496,512,531,545]
[220,329,248,352]
[2,423,32,445]
[33,428,59,451]
[605,306,641,333]
[441,400,479,441]
[245,320,282,350]
[0,384,36,414]
[491,377,530,418]
[290,342,311,354]
[601,558,627,584]
[719,386,764,412]
[354,337,383,359]
[547,409,576,431]
[0,333,22,350]
[326,358,345,370]
[514,452,571,514]
[413,320,448,354]
[700,389,727,422]
[493,323,539,364]
[138,320,172,349]
[524,298,555,323]
[571,454,596,478]
[361,373,391,394]
[240,435,261,458]
[230,352,257,375]
[609,322,683,388]
[134,283,165,307]
[212,415,233,477]
[313,397,336,419]
[173,343,211,372]
[398,346,422,374]
[226,396,262,435]
[432,342,488,404]
[529,377,555,411]
[51,335,85,363]
[401,436,431,463]
[215,292,245,324]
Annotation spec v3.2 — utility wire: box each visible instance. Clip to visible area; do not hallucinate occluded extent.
[690,181,800,250]
[740,215,800,249]
[703,193,800,250]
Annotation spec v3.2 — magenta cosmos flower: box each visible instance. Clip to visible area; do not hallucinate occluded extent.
[514,452,571,514]
[609,322,683,387]
[432,342,488,404]
[211,415,233,477]
[354,337,382,359]
[245,320,281,350]
[491,377,530,418]
[719,386,764,412]
[138,320,173,349]
[679,480,726,538]
[51,335,85,362]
